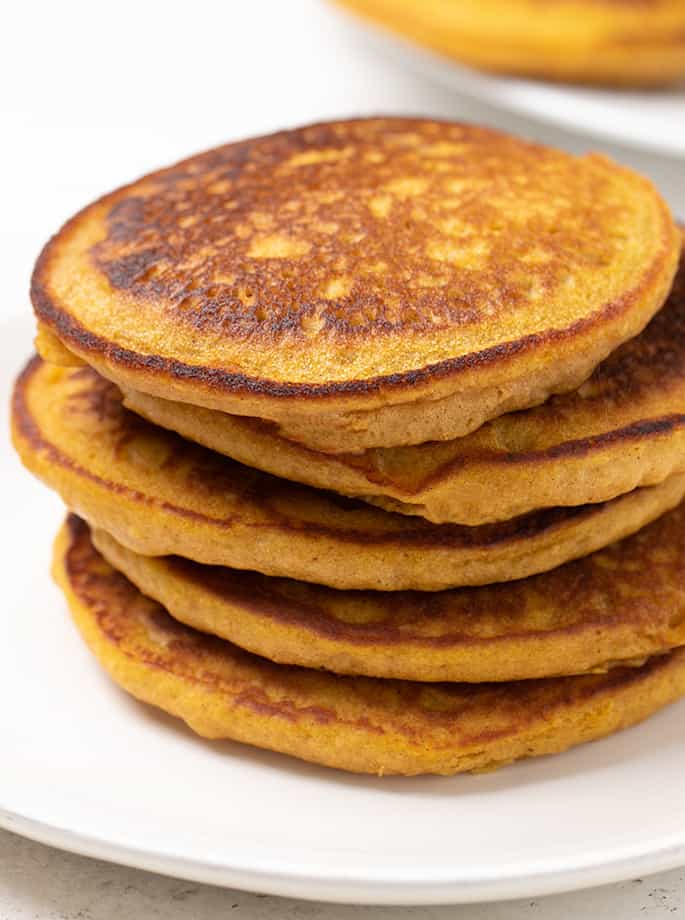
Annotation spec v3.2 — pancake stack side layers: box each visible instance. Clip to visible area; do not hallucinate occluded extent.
[14,118,685,776]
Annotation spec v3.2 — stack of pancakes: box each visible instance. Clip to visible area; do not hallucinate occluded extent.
[13,118,685,776]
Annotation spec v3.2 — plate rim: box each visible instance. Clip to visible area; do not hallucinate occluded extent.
[3,802,685,904]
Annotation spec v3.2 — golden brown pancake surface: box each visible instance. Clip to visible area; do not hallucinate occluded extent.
[93,493,685,683]
[13,357,685,591]
[336,0,685,87]
[32,118,678,450]
[55,516,685,776]
[123,240,685,524]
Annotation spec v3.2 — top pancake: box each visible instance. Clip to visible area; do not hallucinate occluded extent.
[32,118,678,451]
[336,0,685,87]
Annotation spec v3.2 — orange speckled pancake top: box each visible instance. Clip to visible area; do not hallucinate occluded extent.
[53,516,685,776]
[32,118,678,449]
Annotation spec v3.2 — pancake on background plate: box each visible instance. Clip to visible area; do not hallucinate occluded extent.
[13,357,685,592]
[122,241,685,525]
[54,516,685,777]
[335,0,685,87]
[32,118,678,452]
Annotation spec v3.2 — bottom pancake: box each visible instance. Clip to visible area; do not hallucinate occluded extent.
[54,515,685,777]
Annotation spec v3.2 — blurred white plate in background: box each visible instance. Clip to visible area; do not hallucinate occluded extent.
[339,9,685,158]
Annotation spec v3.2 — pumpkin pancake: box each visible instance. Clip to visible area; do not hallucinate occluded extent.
[92,495,685,683]
[55,516,685,776]
[12,357,685,591]
[121,240,685,524]
[336,0,685,87]
[31,118,678,452]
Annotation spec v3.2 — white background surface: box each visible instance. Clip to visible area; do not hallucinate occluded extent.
[3,1,685,916]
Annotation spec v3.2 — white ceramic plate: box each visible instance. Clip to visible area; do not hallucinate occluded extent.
[3,313,685,906]
[339,11,685,158]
